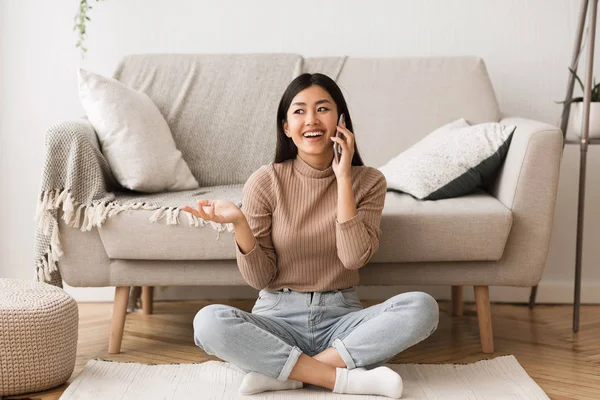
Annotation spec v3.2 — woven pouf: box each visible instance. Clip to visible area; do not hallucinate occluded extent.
[0,278,78,396]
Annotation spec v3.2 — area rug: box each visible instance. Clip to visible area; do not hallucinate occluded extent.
[60,355,549,399]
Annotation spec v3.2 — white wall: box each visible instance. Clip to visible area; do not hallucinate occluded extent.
[2,0,600,304]
[0,2,5,200]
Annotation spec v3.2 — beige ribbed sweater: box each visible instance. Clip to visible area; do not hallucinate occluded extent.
[235,155,387,292]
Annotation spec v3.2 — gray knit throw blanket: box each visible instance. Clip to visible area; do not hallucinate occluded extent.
[34,55,347,287]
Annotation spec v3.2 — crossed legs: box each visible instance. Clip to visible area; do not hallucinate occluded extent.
[287,348,345,390]
[194,292,437,396]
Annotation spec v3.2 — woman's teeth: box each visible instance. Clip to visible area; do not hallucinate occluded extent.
[303,131,325,142]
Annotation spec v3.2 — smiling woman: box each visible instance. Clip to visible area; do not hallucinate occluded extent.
[180,72,433,399]
[274,73,365,170]
[286,87,338,159]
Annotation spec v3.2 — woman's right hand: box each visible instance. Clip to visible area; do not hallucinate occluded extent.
[180,199,245,225]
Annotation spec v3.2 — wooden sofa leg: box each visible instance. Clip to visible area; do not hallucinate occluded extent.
[451,285,463,316]
[528,285,538,309]
[142,286,154,315]
[109,286,130,354]
[474,286,494,353]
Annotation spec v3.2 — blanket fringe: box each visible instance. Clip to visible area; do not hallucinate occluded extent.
[72,204,85,228]
[42,256,51,281]
[35,191,49,223]
[36,189,237,233]
[55,188,68,208]
[150,207,167,223]
[61,191,75,225]
[34,188,237,282]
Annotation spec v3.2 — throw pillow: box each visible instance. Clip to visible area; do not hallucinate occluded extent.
[77,68,199,193]
[378,119,515,200]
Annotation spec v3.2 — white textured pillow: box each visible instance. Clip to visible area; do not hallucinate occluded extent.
[379,119,515,200]
[77,68,199,193]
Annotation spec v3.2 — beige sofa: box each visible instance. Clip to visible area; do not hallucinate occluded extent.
[54,55,563,355]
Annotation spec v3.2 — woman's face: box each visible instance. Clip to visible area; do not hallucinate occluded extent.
[283,85,339,163]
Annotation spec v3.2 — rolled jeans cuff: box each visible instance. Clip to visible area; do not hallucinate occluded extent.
[332,338,356,369]
[277,346,303,381]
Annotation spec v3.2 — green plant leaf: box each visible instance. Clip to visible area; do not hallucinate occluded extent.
[555,96,584,105]
[569,67,585,92]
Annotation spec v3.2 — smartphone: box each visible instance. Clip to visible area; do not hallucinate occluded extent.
[334,113,345,163]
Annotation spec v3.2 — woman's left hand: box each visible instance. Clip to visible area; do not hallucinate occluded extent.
[331,123,355,180]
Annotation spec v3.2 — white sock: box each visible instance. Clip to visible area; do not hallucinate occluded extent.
[333,366,403,399]
[238,371,303,395]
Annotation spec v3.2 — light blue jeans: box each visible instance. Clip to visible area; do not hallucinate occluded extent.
[193,288,439,381]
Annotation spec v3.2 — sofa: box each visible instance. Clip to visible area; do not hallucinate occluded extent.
[45,54,563,355]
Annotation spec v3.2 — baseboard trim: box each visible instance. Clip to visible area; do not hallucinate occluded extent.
[65,280,600,304]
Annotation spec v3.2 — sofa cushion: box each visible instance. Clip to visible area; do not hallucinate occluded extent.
[379,119,516,200]
[336,56,501,168]
[97,188,511,263]
[77,69,199,193]
[371,190,512,263]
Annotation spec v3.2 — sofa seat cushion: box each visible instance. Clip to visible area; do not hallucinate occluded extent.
[370,190,513,263]
[97,186,243,260]
[98,187,512,263]
[97,206,238,260]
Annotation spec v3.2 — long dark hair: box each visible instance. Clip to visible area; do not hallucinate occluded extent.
[274,73,364,166]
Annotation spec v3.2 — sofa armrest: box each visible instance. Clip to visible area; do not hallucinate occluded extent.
[488,117,563,280]
[491,117,563,209]
[42,118,118,197]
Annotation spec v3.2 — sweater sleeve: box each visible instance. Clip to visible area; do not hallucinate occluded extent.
[335,168,387,270]
[235,166,278,290]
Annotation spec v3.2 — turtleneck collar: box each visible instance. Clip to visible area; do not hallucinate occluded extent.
[293,155,335,179]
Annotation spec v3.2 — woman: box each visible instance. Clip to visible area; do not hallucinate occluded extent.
[181,73,439,398]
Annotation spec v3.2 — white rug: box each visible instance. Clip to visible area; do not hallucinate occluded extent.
[60,356,549,399]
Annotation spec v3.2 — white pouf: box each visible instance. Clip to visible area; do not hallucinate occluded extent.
[0,278,78,396]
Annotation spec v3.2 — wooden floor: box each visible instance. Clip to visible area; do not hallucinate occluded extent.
[6,299,600,400]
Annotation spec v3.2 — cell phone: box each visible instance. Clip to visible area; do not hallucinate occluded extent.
[334,113,345,163]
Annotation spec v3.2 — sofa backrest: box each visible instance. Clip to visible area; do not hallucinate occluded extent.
[113,54,500,185]
[334,56,501,168]
[113,53,308,187]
